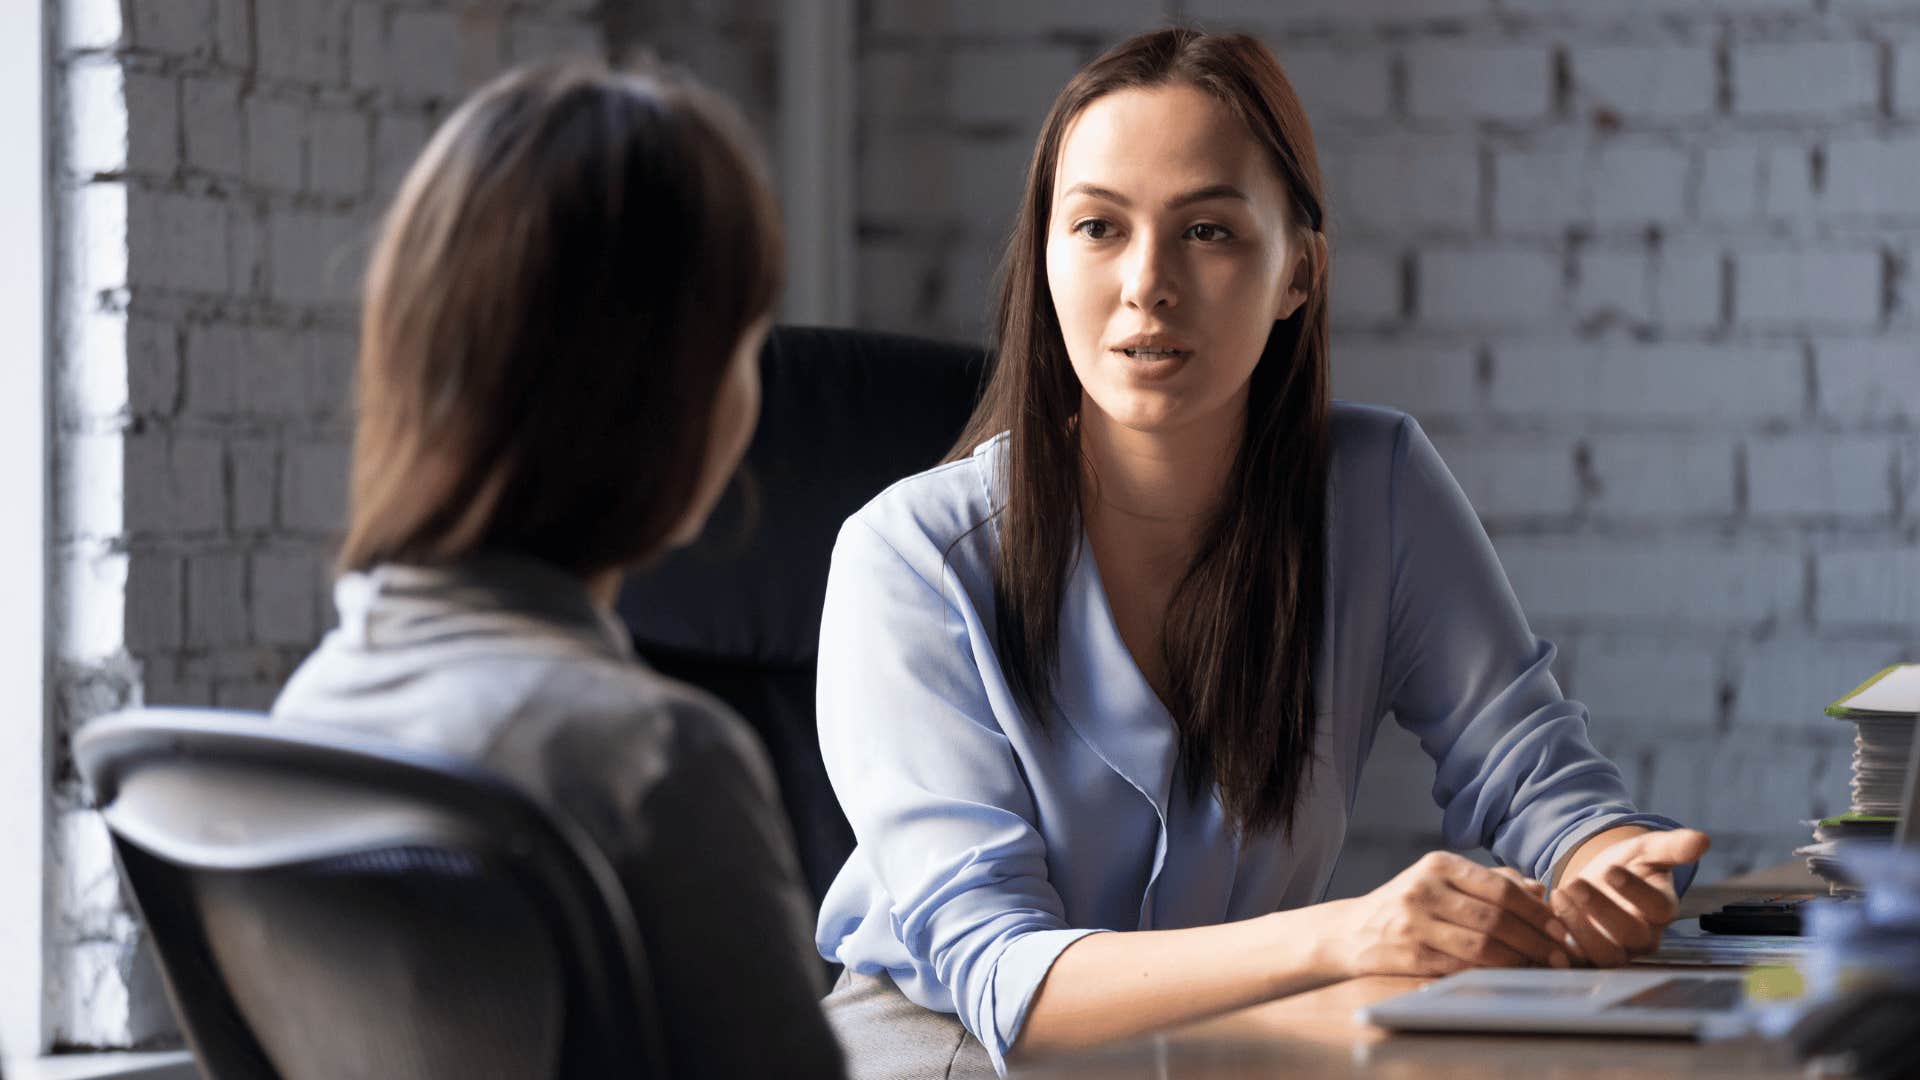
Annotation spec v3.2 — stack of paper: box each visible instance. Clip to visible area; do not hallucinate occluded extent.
[1797,664,1918,892]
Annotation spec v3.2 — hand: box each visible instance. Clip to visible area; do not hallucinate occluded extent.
[1324,851,1576,978]
[1551,828,1710,967]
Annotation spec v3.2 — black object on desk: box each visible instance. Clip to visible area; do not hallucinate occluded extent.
[1699,892,1823,935]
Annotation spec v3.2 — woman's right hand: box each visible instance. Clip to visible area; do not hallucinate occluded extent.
[1319,851,1576,978]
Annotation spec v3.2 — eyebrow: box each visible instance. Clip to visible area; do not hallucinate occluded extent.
[1060,182,1252,210]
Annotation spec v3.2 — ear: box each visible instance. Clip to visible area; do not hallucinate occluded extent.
[1273,230,1326,323]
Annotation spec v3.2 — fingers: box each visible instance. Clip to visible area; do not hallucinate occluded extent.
[1415,911,1533,969]
[1601,864,1678,926]
[1434,855,1572,951]
[1556,877,1659,962]
[1429,885,1571,968]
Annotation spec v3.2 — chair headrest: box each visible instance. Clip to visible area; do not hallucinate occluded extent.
[618,326,986,667]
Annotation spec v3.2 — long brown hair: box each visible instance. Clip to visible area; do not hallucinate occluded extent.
[947,28,1331,838]
[341,60,782,576]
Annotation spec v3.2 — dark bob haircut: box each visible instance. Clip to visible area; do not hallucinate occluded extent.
[340,60,783,576]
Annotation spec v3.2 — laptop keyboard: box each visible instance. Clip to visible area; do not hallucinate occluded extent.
[1609,977,1744,1011]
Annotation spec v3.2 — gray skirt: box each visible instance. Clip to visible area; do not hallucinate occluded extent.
[823,969,997,1080]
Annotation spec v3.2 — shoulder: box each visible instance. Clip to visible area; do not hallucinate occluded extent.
[833,431,1005,591]
[1329,400,1420,481]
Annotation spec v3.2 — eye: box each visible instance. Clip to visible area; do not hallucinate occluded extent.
[1186,222,1234,243]
[1073,218,1117,240]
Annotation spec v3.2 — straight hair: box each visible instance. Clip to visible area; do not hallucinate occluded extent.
[341,60,782,576]
[947,27,1332,839]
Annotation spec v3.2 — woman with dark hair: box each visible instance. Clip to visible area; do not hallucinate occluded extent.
[814,27,1708,1077]
[271,61,842,1076]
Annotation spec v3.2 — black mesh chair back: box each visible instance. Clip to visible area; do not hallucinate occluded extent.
[74,709,664,1080]
[619,325,986,905]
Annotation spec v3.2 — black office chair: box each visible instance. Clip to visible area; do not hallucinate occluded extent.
[619,325,987,905]
[74,708,665,1080]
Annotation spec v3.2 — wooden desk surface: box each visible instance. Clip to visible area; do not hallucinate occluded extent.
[1013,862,1821,1079]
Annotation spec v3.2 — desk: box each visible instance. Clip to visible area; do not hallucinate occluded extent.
[1013,862,1820,1079]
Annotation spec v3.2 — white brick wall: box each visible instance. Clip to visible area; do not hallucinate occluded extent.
[48,0,609,1047]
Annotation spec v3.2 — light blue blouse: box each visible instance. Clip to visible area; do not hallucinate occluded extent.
[814,403,1691,1073]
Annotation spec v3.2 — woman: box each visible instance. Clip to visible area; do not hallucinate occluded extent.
[271,62,842,1077]
[814,28,1708,1077]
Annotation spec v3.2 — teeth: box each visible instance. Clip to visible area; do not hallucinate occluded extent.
[1124,348,1181,358]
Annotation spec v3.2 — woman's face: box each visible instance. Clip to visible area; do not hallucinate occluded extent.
[666,314,768,547]
[1046,83,1311,437]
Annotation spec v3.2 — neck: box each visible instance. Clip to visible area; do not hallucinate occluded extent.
[584,567,624,612]
[1077,394,1244,550]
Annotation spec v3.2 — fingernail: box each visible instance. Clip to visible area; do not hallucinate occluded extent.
[1549,950,1569,969]
[1563,933,1582,954]
[1548,919,1570,940]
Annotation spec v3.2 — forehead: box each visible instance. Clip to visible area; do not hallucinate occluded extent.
[1054,83,1275,203]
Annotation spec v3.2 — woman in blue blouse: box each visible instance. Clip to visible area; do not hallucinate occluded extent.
[815,28,1709,1078]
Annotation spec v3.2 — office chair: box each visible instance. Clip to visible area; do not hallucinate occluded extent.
[74,708,665,1080]
[619,325,987,905]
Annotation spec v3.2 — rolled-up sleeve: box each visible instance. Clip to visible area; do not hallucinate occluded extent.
[817,516,1105,1072]
[1379,416,1697,894]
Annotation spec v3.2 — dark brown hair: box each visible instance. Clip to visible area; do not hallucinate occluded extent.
[341,60,782,576]
[947,27,1331,838]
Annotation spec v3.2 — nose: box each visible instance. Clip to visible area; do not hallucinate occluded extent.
[1119,233,1178,312]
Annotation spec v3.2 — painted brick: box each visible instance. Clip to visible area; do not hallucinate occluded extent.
[306,107,371,197]
[57,433,124,542]
[1816,547,1920,628]
[243,326,318,416]
[861,133,952,223]
[1760,145,1816,220]
[214,0,251,67]
[1417,249,1561,328]
[183,323,246,416]
[348,3,386,91]
[213,682,282,711]
[1493,147,1582,231]
[1586,437,1736,517]
[1733,42,1878,117]
[126,316,180,416]
[1330,342,1479,415]
[1656,248,1724,332]
[306,330,358,417]
[372,109,432,198]
[1735,641,1910,731]
[250,550,317,646]
[1576,639,1720,724]
[1491,344,1804,419]
[1329,136,1478,235]
[1734,250,1882,327]
[69,182,129,294]
[1425,437,1578,518]
[66,60,129,179]
[230,437,278,532]
[948,45,1081,129]
[873,0,1167,35]
[1823,136,1920,219]
[1277,46,1393,123]
[861,48,943,122]
[855,241,933,333]
[255,0,348,85]
[127,192,229,294]
[123,72,181,179]
[244,97,305,192]
[385,10,464,101]
[1747,434,1898,518]
[186,552,248,649]
[1330,247,1400,324]
[1591,144,1689,227]
[128,0,213,59]
[123,553,182,653]
[1407,44,1553,121]
[1699,144,1761,223]
[950,133,1033,241]
[122,434,223,536]
[1647,743,1822,842]
[1345,723,1445,837]
[1572,250,1651,325]
[937,242,998,340]
[61,308,129,423]
[1500,543,1803,624]
[228,201,266,298]
[506,15,601,65]
[1816,340,1920,421]
[280,441,351,534]
[1573,45,1715,120]
[59,0,122,51]
[1899,42,1920,116]
[268,207,366,306]
[181,76,244,179]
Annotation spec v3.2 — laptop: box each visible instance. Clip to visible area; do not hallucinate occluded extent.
[1358,722,1920,1037]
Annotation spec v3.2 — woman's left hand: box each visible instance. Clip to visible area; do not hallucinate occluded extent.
[1551,828,1711,967]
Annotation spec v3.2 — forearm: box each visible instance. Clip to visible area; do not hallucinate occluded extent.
[1011,899,1352,1060]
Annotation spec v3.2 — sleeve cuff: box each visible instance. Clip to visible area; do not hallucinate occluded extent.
[1544,813,1699,896]
[978,926,1112,1075]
